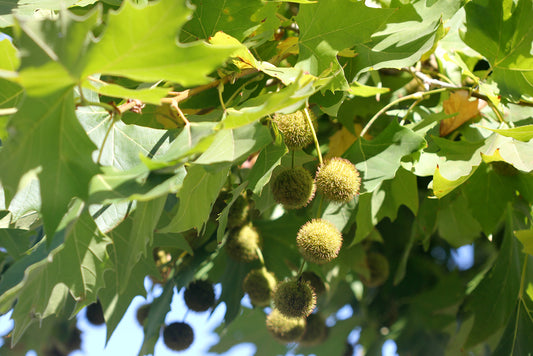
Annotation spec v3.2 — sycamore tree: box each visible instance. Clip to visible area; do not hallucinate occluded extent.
[0,0,532,355]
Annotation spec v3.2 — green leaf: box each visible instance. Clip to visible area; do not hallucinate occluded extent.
[296,0,394,90]
[84,79,171,105]
[498,138,533,172]
[464,210,522,347]
[89,165,186,205]
[515,229,533,256]
[0,229,31,258]
[195,122,272,164]
[216,182,248,243]
[353,167,418,245]
[484,125,533,142]
[461,164,517,235]
[493,298,533,356]
[160,164,230,233]
[216,258,250,325]
[247,142,287,195]
[83,0,238,86]
[344,120,426,194]
[220,76,317,130]
[0,89,99,236]
[181,0,274,42]
[352,0,462,77]
[463,0,533,99]
[0,38,19,71]
[5,206,111,343]
[436,192,481,248]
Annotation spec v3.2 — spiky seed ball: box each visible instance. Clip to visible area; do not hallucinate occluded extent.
[296,219,343,264]
[315,157,361,202]
[273,109,317,150]
[243,268,277,307]
[300,313,328,346]
[301,271,327,296]
[86,301,105,326]
[271,167,316,209]
[273,279,316,318]
[225,224,261,262]
[227,195,249,229]
[184,280,215,312]
[136,303,151,326]
[163,322,194,351]
[360,252,390,287]
[266,309,306,343]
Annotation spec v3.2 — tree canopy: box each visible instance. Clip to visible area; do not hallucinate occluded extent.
[0,0,532,355]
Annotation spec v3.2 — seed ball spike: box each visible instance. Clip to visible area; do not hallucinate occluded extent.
[266,309,306,343]
[243,268,277,307]
[225,224,261,262]
[272,279,316,318]
[273,109,317,150]
[315,157,361,203]
[360,252,390,287]
[300,313,328,346]
[296,219,343,264]
[184,280,215,312]
[271,167,316,209]
[163,322,194,351]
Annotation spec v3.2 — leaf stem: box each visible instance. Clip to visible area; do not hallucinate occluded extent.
[304,107,322,166]
[360,88,448,138]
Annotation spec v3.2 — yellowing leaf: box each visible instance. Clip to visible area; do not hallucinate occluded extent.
[440,90,480,136]
[209,31,258,69]
[515,229,533,256]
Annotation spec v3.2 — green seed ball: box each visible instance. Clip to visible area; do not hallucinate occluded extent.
[163,322,194,351]
[273,279,316,318]
[243,268,277,307]
[360,252,390,287]
[86,301,105,326]
[296,219,343,264]
[225,224,261,262]
[136,303,151,326]
[273,109,317,150]
[271,167,316,209]
[315,157,361,202]
[300,313,328,347]
[184,280,215,312]
[301,271,327,296]
[266,309,306,343]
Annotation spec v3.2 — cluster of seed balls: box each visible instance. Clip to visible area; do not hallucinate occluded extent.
[259,109,362,343]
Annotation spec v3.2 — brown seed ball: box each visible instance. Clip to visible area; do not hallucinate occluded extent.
[315,157,361,202]
[225,224,261,262]
[271,167,316,209]
[360,252,390,287]
[301,271,327,296]
[300,313,328,346]
[273,109,317,150]
[266,309,306,343]
[184,280,215,312]
[136,303,151,326]
[163,322,194,351]
[273,279,316,318]
[243,268,277,307]
[296,219,343,264]
[86,301,105,326]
